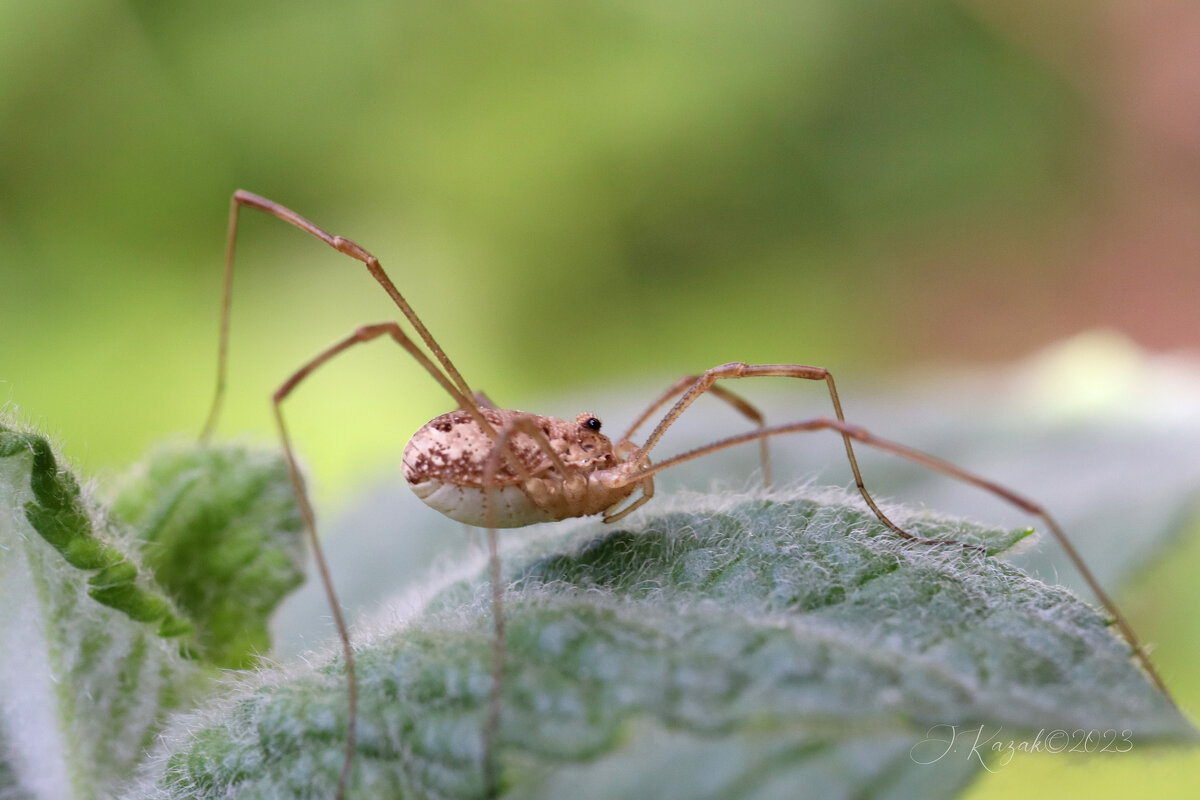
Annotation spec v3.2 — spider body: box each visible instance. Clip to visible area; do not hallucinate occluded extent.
[402,408,641,527]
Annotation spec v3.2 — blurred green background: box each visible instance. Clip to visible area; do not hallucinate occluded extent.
[12,0,1200,486]
[3,0,1199,797]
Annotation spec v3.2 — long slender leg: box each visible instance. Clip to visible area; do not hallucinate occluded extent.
[617,375,774,485]
[477,414,581,798]
[202,190,476,439]
[271,405,357,800]
[631,363,916,542]
[621,418,1175,705]
[481,524,504,799]
[267,321,504,800]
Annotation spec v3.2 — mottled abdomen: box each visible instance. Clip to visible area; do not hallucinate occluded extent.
[402,407,637,527]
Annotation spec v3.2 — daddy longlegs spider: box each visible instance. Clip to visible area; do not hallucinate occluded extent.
[199,190,1174,800]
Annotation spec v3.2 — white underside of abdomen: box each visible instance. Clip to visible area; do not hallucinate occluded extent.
[409,479,561,528]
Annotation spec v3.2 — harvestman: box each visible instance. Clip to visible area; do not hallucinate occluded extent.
[200,190,1174,799]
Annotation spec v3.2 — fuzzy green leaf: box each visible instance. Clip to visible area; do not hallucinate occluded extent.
[0,421,309,800]
[0,421,201,800]
[109,443,307,669]
[135,492,1195,800]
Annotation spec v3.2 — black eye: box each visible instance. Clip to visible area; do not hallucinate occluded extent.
[585,416,601,431]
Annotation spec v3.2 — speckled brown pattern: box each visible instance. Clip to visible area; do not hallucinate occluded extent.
[401,408,641,526]
[402,408,617,488]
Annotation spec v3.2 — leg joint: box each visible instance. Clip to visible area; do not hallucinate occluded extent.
[708,362,749,378]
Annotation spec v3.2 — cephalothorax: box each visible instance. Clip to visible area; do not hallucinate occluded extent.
[201,190,1175,800]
